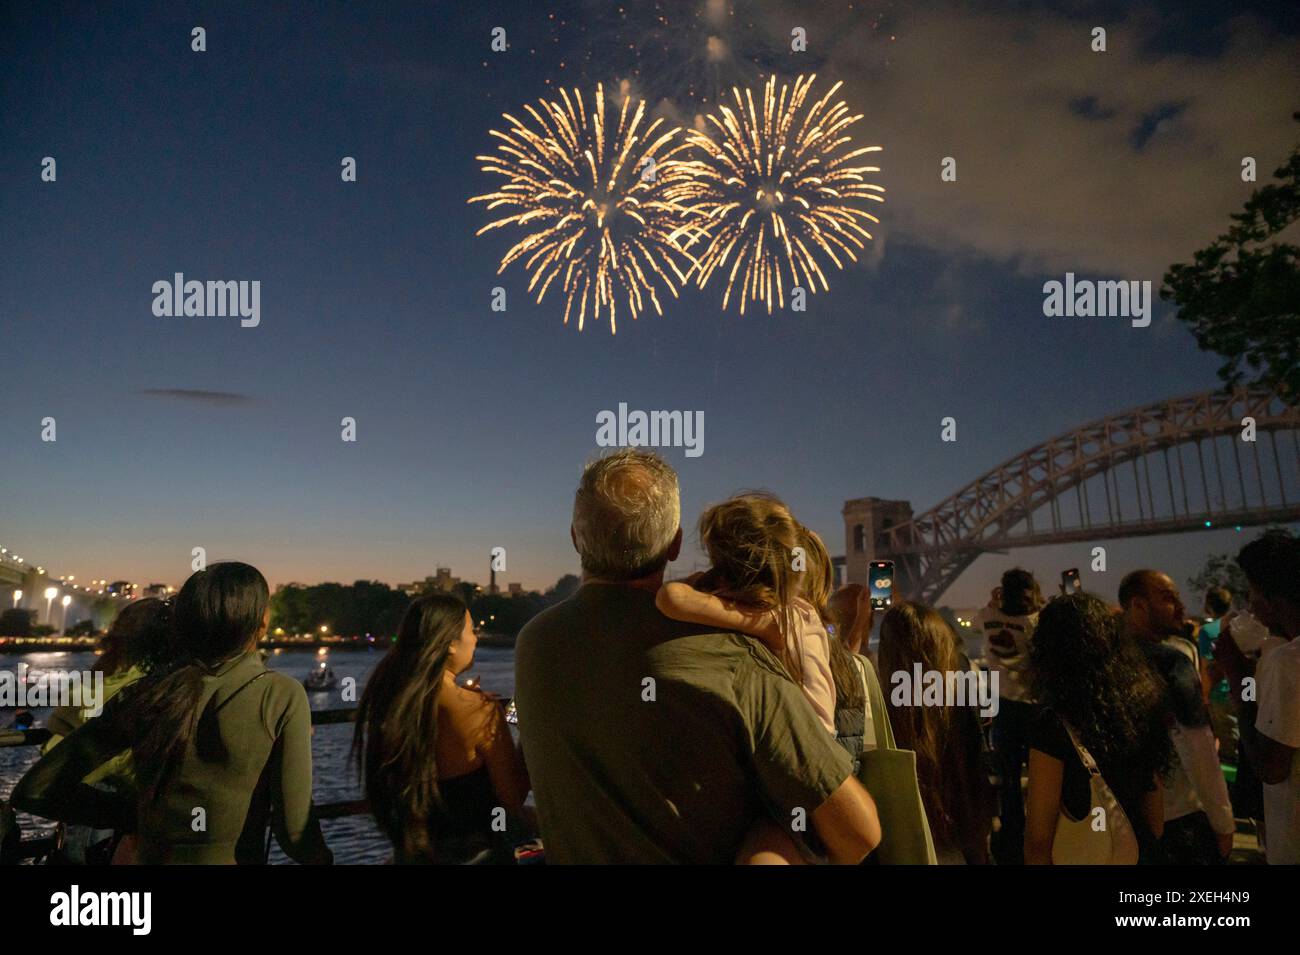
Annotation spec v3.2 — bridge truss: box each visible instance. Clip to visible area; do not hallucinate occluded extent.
[882,389,1300,604]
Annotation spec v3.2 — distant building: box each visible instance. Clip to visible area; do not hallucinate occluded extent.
[107,581,136,598]
[507,582,523,597]
[397,567,461,595]
[142,583,169,599]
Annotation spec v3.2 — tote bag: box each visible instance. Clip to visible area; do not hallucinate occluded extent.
[853,654,938,865]
[1050,721,1139,865]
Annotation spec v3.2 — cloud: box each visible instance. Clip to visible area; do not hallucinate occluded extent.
[766,2,1300,279]
[135,389,253,407]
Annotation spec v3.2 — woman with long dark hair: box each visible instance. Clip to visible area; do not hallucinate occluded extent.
[44,596,173,751]
[878,602,995,863]
[15,562,332,864]
[1024,593,1172,864]
[352,594,529,864]
[39,597,174,864]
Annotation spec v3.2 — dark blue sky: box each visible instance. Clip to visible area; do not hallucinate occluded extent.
[3,1,1297,605]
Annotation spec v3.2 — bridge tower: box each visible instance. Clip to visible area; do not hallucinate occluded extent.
[842,497,913,585]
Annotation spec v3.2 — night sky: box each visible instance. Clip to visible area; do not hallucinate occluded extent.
[3,0,1298,606]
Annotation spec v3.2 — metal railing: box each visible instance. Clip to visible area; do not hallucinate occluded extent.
[2,708,366,862]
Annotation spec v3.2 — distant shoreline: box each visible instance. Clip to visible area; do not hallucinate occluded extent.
[0,632,519,654]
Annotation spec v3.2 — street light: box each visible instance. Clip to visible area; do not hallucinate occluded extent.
[60,594,71,635]
[44,586,58,624]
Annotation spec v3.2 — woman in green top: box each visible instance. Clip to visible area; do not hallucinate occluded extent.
[14,562,332,865]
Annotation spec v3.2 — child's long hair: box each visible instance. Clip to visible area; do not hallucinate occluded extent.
[796,523,834,623]
[697,492,806,681]
[798,523,864,712]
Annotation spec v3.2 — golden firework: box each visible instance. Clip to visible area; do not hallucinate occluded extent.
[469,84,705,333]
[668,74,884,314]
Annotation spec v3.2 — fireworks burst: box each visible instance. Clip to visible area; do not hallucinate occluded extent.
[668,74,884,314]
[469,83,704,333]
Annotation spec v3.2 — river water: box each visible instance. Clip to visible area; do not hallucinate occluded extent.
[0,646,516,864]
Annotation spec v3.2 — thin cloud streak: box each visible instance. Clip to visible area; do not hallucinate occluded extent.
[135,388,254,407]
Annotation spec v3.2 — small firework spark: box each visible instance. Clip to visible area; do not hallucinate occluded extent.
[469,83,704,333]
[668,74,884,314]
[572,0,784,112]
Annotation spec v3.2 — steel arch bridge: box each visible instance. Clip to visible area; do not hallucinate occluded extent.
[850,389,1300,605]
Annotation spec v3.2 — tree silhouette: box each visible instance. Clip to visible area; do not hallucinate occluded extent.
[1161,112,1300,402]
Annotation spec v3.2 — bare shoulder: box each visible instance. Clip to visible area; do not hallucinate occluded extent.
[442,683,500,720]
[440,685,502,750]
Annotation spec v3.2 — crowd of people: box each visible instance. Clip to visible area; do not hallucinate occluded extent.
[973,535,1299,866]
[7,448,1298,865]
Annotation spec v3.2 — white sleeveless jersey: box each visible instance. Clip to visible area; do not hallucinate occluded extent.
[974,607,1038,703]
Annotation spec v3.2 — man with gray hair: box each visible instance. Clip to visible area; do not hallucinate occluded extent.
[516,448,880,863]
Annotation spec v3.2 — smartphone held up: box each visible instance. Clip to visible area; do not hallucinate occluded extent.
[869,560,894,610]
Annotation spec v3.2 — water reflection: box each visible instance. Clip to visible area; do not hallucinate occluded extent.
[0,646,517,864]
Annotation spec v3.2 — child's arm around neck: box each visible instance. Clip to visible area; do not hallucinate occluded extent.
[655,581,784,654]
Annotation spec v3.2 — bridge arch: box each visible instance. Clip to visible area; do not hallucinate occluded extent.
[853,389,1300,605]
